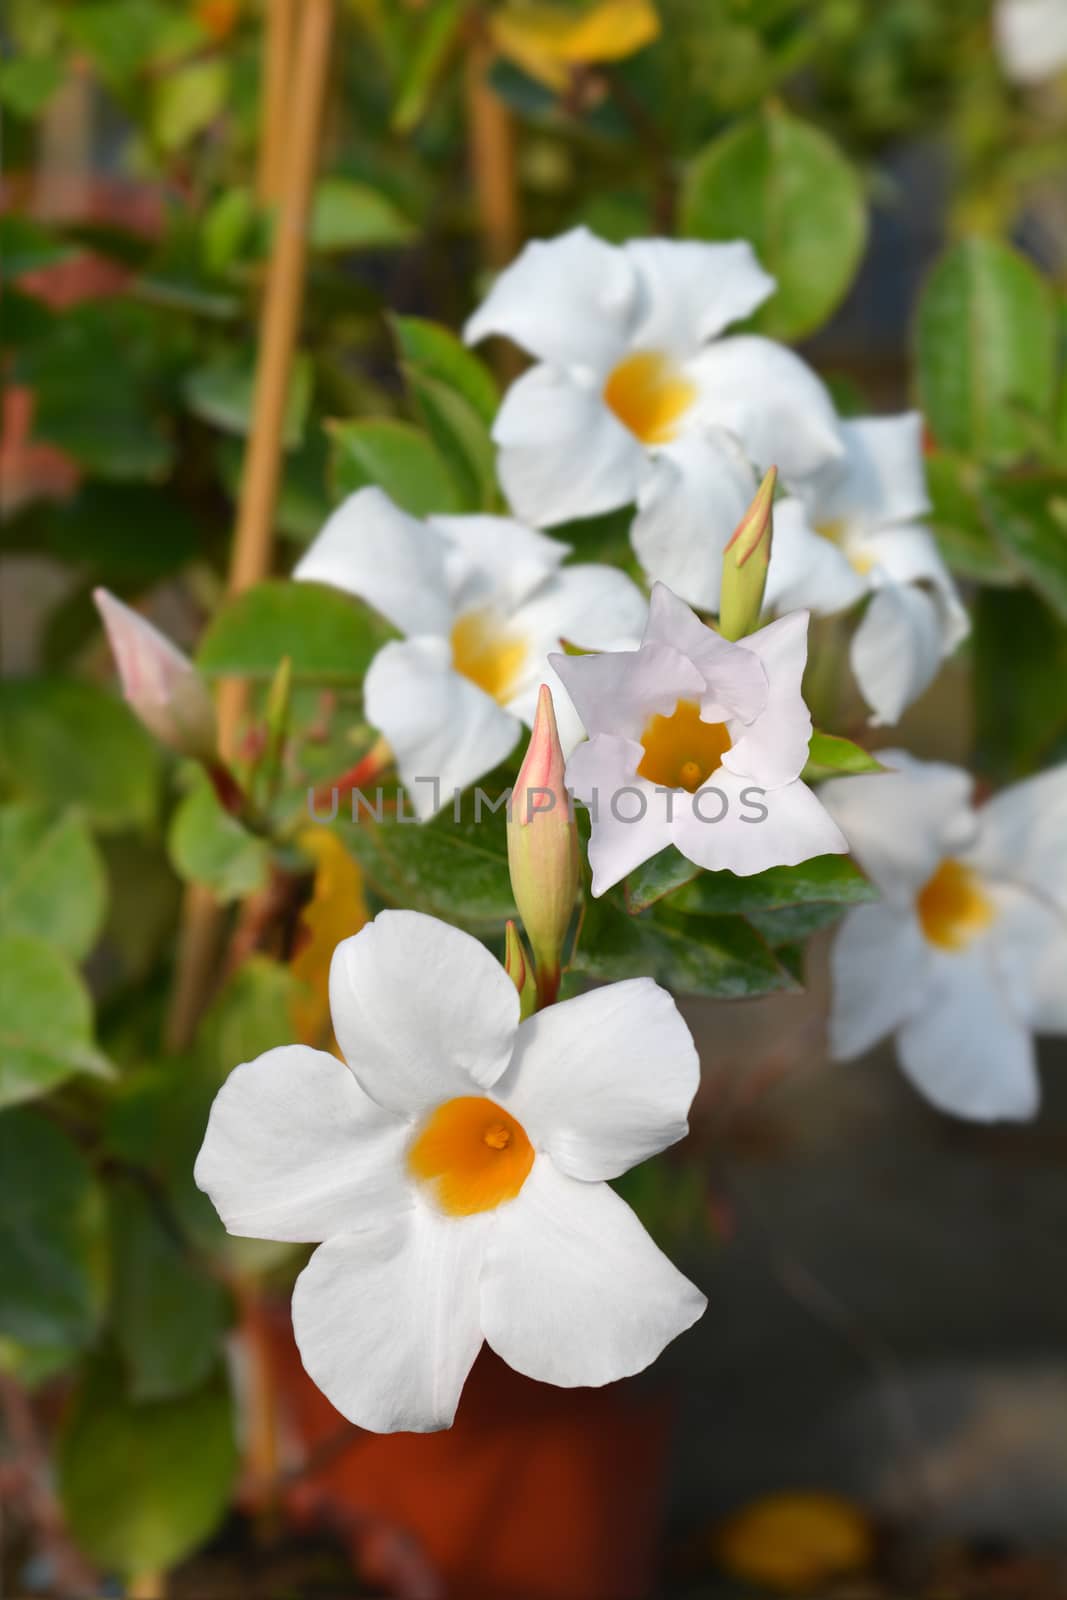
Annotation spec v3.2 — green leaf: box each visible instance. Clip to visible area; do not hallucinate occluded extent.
[0,678,160,830]
[802,730,883,782]
[152,59,228,150]
[0,934,112,1109]
[0,806,108,960]
[48,482,202,582]
[328,417,463,515]
[391,0,466,133]
[624,847,701,913]
[341,807,516,932]
[197,580,394,681]
[183,350,312,448]
[974,586,1067,780]
[680,106,867,340]
[667,855,877,916]
[309,177,415,250]
[391,315,499,427]
[0,216,74,280]
[168,773,269,902]
[405,367,498,510]
[925,453,1018,585]
[0,1109,106,1349]
[58,1356,238,1577]
[980,475,1067,621]
[916,238,1057,465]
[109,1179,229,1402]
[572,895,796,998]
[64,0,173,86]
[0,55,63,118]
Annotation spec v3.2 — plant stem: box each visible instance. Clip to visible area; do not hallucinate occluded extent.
[464,18,522,384]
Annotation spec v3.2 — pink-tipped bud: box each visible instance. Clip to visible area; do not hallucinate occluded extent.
[507,684,579,1007]
[718,466,777,641]
[504,919,538,1019]
[93,588,218,761]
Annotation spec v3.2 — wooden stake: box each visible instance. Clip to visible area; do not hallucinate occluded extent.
[166,0,335,1052]
[465,26,523,383]
[256,0,297,205]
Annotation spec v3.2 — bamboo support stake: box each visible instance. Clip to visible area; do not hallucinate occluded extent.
[256,0,298,204]
[465,24,522,383]
[165,0,335,1054]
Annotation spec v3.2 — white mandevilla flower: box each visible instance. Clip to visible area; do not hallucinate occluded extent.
[763,413,969,726]
[195,910,706,1432]
[994,0,1067,84]
[550,583,848,896]
[822,751,1067,1121]
[463,227,843,609]
[295,487,648,818]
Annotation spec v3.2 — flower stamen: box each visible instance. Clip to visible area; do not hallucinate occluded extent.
[408,1096,533,1215]
[603,350,696,446]
[450,609,527,704]
[637,698,732,792]
[917,858,994,950]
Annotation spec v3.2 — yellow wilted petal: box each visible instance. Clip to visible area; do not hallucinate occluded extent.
[291,828,370,1051]
[715,1491,874,1593]
[491,0,660,90]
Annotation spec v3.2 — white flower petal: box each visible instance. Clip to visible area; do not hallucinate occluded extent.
[818,413,930,527]
[463,227,637,372]
[194,1045,409,1243]
[828,904,928,1060]
[329,910,520,1115]
[849,582,944,726]
[630,432,757,611]
[294,487,451,638]
[862,525,969,653]
[819,752,977,902]
[687,335,843,485]
[479,1159,706,1387]
[968,764,1067,916]
[623,238,775,355]
[895,948,1040,1121]
[494,980,699,1180]
[493,365,646,526]
[763,498,869,617]
[994,0,1067,83]
[364,637,520,819]
[292,1207,489,1433]
[551,640,705,742]
[433,513,568,614]
[565,735,671,895]
[673,770,847,876]
[642,582,768,725]
[985,882,1067,1035]
[722,611,812,788]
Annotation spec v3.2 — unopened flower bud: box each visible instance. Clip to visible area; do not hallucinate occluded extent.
[504,919,538,1019]
[93,587,218,761]
[507,684,579,1007]
[718,466,777,642]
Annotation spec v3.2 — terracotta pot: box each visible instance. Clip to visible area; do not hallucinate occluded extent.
[270,1313,674,1600]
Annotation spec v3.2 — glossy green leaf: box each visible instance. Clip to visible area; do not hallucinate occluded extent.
[310,177,415,250]
[0,55,63,117]
[0,805,108,960]
[197,580,394,681]
[0,1109,106,1349]
[329,417,463,515]
[405,367,498,510]
[391,315,499,426]
[0,934,112,1108]
[925,453,1018,585]
[802,731,883,782]
[168,773,269,902]
[341,807,516,932]
[391,0,466,133]
[974,586,1067,781]
[58,1356,238,1577]
[980,475,1067,621]
[681,107,867,340]
[152,59,228,151]
[0,678,160,830]
[916,239,1057,465]
[572,895,795,998]
[668,855,877,916]
[109,1179,229,1402]
[624,847,701,913]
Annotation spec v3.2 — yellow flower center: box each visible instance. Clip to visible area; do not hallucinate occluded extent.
[636,698,732,792]
[916,858,994,950]
[407,1095,534,1216]
[450,609,527,703]
[817,519,874,576]
[603,349,696,446]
